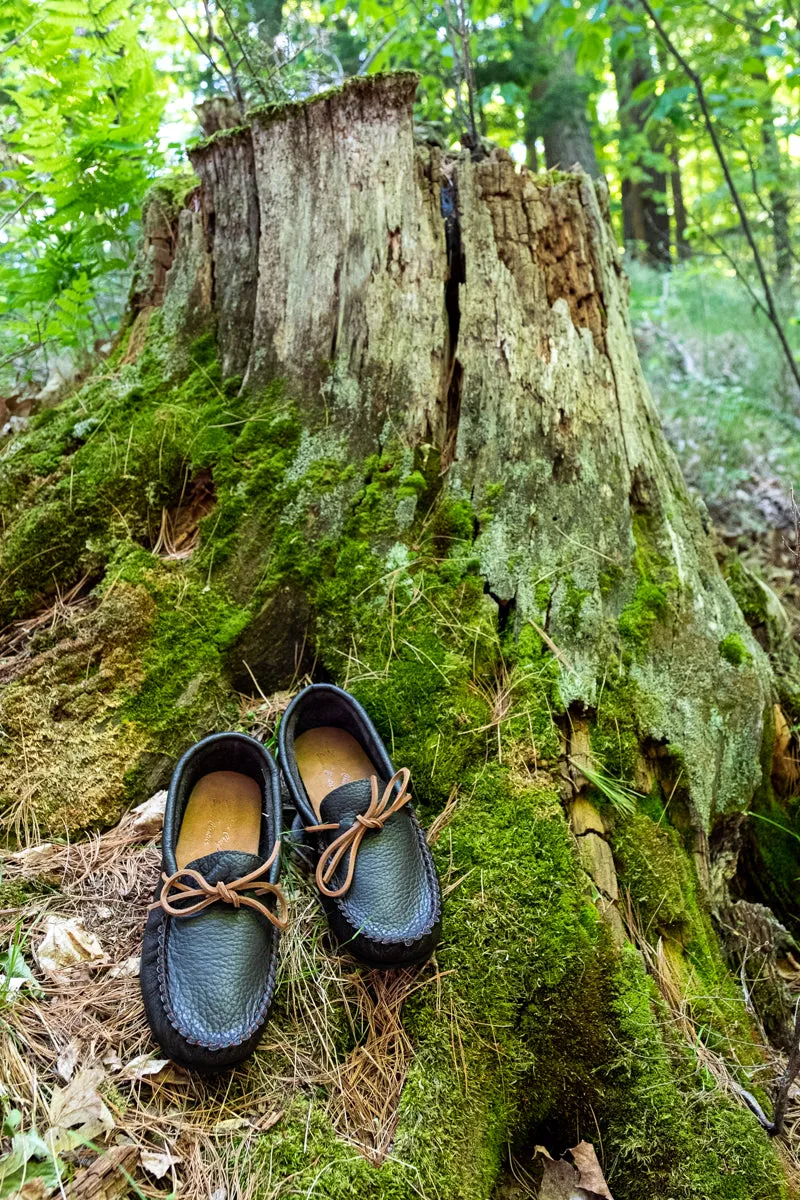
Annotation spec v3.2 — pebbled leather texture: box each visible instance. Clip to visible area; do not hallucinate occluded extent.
[160,851,279,1048]
[279,684,442,968]
[140,733,283,1072]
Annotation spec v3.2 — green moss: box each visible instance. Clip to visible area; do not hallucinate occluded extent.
[501,622,562,760]
[724,556,769,627]
[534,578,552,610]
[0,879,49,909]
[591,674,641,782]
[598,561,624,595]
[601,948,784,1200]
[612,811,690,930]
[562,575,592,634]
[720,632,752,667]
[618,513,679,651]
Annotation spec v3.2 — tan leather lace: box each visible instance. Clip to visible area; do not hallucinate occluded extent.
[305,768,412,899]
[148,842,289,931]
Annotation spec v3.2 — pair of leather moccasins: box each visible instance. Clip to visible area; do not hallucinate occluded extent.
[140,684,442,1071]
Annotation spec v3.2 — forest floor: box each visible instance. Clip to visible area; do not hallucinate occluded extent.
[631,259,800,636]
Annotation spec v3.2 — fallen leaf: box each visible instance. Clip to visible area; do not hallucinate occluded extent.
[107,955,140,980]
[537,1141,613,1200]
[212,1117,250,1134]
[35,917,104,977]
[140,1148,182,1179]
[540,1158,591,1200]
[209,1189,226,1200]
[119,1054,192,1086]
[0,1130,60,1197]
[569,1142,613,1200]
[127,790,167,837]
[56,1040,80,1083]
[48,1067,114,1147]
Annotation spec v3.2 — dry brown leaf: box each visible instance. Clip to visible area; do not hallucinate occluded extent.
[569,1142,613,1199]
[55,1039,80,1082]
[537,1141,613,1200]
[35,917,105,977]
[47,1067,115,1152]
[118,1054,192,1086]
[126,791,167,837]
[140,1148,182,1179]
[106,956,140,980]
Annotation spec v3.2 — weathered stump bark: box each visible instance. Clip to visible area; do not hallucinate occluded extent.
[0,73,796,1199]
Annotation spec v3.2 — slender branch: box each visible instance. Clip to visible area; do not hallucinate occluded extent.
[456,0,479,149]
[169,2,239,102]
[359,25,401,75]
[735,134,800,271]
[0,341,45,370]
[771,999,800,1137]
[639,0,800,397]
[216,0,273,103]
[202,0,244,106]
[0,190,39,232]
[685,211,772,324]
[440,0,471,131]
[698,0,780,37]
[0,17,43,55]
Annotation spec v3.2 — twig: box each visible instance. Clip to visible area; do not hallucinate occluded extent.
[684,211,772,323]
[203,0,244,106]
[698,0,782,37]
[217,0,273,103]
[0,190,40,231]
[456,0,479,149]
[0,17,43,55]
[168,2,239,102]
[359,25,401,74]
[639,0,800,397]
[772,999,800,1136]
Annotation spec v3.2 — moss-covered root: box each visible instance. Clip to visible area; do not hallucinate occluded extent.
[247,771,786,1200]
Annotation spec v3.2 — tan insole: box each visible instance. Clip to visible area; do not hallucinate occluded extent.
[295,728,374,819]
[175,771,262,869]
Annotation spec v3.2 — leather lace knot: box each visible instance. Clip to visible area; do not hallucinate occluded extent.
[148,841,289,931]
[305,768,412,899]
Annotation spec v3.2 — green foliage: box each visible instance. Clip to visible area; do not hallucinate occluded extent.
[0,0,169,390]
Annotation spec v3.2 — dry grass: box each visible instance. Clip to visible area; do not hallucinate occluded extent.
[151,468,216,562]
[0,776,437,1196]
[0,577,96,695]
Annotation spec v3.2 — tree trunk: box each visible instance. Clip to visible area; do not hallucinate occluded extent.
[612,6,671,265]
[0,74,796,1198]
[671,144,690,260]
[531,47,600,177]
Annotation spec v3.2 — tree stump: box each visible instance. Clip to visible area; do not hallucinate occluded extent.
[0,72,794,1199]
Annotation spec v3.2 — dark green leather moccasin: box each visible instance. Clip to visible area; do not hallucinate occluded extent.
[140,732,287,1072]
[279,683,441,968]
